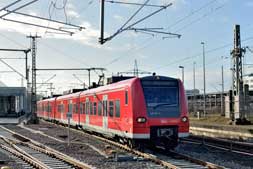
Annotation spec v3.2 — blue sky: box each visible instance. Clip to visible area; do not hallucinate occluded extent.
[0,0,253,95]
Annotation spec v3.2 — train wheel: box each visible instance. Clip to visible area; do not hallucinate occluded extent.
[128,139,134,149]
[128,140,144,151]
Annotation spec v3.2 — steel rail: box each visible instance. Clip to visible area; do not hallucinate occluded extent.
[0,126,92,169]
[0,136,50,169]
[0,142,48,169]
[181,138,253,157]
[43,120,225,169]
[42,120,179,169]
[169,150,224,169]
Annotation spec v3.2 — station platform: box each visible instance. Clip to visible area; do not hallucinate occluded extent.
[190,117,253,141]
[0,115,29,124]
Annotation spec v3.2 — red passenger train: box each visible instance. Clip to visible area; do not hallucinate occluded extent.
[37,75,189,149]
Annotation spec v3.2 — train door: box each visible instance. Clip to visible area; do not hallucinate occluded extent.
[67,100,72,123]
[78,94,81,126]
[85,98,89,125]
[103,95,108,129]
[47,101,50,120]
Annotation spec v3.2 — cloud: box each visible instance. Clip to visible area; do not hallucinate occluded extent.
[66,10,80,18]
[65,1,80,18]
[0,11,103,48]
[113,14,124,22]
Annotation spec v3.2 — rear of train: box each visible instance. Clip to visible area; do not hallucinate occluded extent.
[131,75,189,149]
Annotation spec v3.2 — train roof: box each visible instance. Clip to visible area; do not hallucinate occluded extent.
[80,77,138,96]
[38,75,178,102]
[37,97,56,103]
[141,75,178,81]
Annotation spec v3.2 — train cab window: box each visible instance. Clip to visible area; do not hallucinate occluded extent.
[109,101,114,117]
[125,91,128,105]
[98,102,102,116]
[93,102,97,115]
[115,100,120,117]
[90,102,93,115]
[103,100,108,116]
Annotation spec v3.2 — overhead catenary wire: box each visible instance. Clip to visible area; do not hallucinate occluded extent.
[100,0,176,44]
[103,0,227,66]
[174,2,228,33]
[166,0,218,30]
[0,58,25,78]
[150,35,253,72]
[49,0,68,23]
[0,32,27,48]
[105,0,167,8]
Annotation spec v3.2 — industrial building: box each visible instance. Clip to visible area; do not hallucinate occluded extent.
[0,81,28,117]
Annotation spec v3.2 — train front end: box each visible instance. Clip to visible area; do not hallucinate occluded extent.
[132,75,189,149]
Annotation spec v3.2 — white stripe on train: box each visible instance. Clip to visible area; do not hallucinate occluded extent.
[42,116,189,139]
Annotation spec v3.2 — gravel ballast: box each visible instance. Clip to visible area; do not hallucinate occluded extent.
[4,122,164,169]
[175,142,253,169]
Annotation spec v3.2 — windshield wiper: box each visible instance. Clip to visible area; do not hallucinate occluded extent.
[153,103,177,109]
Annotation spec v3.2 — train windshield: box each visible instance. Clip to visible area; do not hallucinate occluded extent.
[141,78,180,118]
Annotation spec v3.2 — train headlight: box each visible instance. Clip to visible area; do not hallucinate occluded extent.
[137,117,147,123]
[181,116,188,123]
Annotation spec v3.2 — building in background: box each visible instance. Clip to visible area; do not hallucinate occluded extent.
[244,74,253,91]
[0,81,27,117]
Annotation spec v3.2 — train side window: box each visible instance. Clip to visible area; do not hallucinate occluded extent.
[61,104,64,113]
[48,104,51,112]
[93,102,97,115]
[82,103,85,114]
[76,103,79,113]
[125,91,128,105]
[98,102,102,116]
[115,100,120,117]
[57,105,60,112]
[109,101,114,117]
[68,103,72,113]
[73,104,76,114]
[90,102,93,115]
[47,103,49,112]
[80,103,83,114]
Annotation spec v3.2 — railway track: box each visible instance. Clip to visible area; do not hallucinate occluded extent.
[40,120,225,169]
[181,135,253,156]
[0,125,92,169]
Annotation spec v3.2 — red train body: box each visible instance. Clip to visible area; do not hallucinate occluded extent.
[37,75,189,149]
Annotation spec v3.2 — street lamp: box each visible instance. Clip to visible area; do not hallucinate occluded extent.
[179,65,184,84]
[193,62,196,113]
[201,42,206,117]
